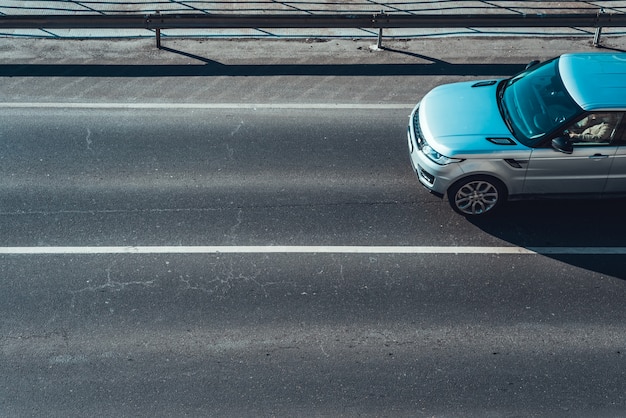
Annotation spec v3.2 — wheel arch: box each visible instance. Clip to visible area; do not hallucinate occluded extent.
[446,173,510,200]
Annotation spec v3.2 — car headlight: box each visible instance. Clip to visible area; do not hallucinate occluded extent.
[422,144,464,165]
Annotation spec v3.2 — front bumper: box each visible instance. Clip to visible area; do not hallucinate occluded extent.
[407,121,463,197]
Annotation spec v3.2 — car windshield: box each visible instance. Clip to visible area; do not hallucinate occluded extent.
[499,58,583,146]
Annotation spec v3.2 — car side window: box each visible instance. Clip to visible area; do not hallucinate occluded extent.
[610,112,626,145]
[566,112,624,145]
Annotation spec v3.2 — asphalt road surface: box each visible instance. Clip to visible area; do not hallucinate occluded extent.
[0,37,625,417]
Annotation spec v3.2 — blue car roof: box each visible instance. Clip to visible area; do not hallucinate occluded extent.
[559,52,626,111]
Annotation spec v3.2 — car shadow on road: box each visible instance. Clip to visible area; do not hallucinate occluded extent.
[467,197,626,280]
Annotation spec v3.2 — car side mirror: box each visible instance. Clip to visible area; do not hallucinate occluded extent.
[552,136,574,154]
[525,60,540,70]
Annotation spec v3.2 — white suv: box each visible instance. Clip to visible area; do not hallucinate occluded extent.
[407,52,626,216]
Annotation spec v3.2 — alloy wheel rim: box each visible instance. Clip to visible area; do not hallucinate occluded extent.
[454,181,499,215]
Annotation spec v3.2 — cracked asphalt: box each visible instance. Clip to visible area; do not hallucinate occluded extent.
[0,26,625,417]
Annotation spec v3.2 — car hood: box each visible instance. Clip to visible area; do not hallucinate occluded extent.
[418,80,525,157]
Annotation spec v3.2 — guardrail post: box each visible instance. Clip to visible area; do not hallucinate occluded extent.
[374,11,385,50]
[594,9,605,47]
[152,11,162,49]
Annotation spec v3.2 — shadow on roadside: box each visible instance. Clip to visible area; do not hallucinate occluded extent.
[0,47,526,77]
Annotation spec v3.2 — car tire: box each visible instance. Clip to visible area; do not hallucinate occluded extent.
[447,175,506,216]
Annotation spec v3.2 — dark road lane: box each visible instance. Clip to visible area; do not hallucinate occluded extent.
[1,104,625,416]
[1,251,625,416]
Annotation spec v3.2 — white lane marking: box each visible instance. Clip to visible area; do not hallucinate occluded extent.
[0,246,624,255]
[0,102,413,110]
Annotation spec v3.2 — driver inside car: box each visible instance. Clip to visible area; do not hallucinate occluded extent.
[568,113,616,143]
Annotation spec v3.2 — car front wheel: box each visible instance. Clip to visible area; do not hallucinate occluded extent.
[447,176,506,216]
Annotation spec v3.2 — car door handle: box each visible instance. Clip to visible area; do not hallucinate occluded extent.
[589,153,609,160]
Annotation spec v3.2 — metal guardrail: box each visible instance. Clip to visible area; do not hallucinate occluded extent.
[2,12,624,29]
[0,12,624,47]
